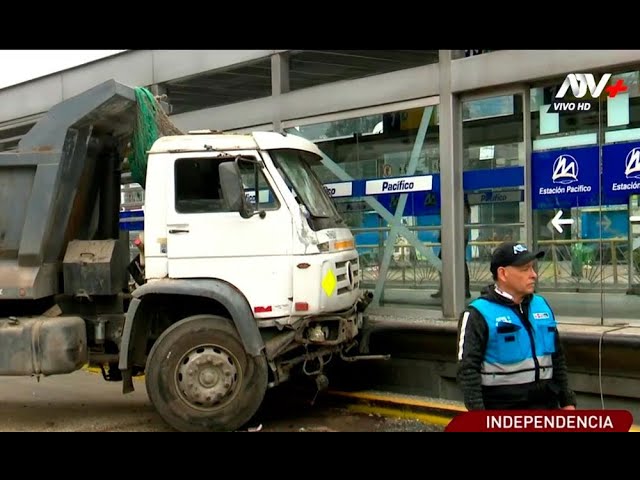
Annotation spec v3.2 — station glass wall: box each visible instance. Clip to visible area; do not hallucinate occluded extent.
[287,69,640,326]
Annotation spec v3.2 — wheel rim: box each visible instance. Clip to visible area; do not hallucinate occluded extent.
[175,345,241,410]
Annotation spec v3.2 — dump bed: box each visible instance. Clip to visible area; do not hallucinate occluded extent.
[0,80,138,299]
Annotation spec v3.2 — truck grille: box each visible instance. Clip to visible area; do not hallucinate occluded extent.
[335,255,359,295]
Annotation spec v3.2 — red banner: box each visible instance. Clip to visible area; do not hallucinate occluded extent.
[444,410,633,432]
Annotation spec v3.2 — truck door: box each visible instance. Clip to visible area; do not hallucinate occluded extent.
[165,152,294,317]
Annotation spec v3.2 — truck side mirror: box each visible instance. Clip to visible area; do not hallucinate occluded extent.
[219,161,252,219]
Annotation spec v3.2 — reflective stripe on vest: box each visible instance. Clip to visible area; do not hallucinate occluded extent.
[470,295,557,386]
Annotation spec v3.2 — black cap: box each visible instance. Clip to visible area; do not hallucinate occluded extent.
[490,242,545,278]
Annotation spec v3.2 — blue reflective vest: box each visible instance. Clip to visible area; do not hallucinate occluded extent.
[471,295,557,366]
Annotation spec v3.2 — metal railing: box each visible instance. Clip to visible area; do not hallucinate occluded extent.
[352,226,640,292]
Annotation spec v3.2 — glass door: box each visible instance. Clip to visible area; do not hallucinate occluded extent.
[530,71,640,325]
[530,79,604,323]
[460,90,527,298]
[628,194,640,295]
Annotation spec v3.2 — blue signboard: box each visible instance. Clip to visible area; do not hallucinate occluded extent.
[463,166,523,191]
[531,146,600,209]
[376,190,440,217]
[368,168,525,216]
[119,209,144,231]
[467,189,524,205]
[602,141,640,205]
[581,210,629,240]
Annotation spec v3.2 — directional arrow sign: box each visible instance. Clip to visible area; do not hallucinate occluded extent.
[631,215,640,223]
[597,214,612,231]
[551,209,574,233]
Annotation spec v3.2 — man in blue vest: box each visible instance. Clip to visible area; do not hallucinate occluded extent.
[456,241,577,410]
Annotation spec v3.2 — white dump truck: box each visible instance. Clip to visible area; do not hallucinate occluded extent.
[0,79,376,432]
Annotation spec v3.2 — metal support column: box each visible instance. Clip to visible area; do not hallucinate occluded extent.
[438,50,466,320]
[271,52,290,133]
[523,87,534,250]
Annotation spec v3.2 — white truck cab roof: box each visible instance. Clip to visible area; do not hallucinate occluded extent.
[148,131,325,158]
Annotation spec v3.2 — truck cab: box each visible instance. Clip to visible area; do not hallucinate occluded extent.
[143,131,361,319]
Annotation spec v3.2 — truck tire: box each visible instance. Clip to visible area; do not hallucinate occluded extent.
[145,314,268,432]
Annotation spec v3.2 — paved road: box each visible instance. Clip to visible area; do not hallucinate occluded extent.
[0,370,441,432]
[0,370,169,432]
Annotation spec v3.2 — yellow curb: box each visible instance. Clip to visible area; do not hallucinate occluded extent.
[328,390,466,413]
[327,390,461,428]
[330,390,640,432]
[345,403,454,427]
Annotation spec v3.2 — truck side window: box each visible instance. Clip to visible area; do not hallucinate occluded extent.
[237,160,279,211]
[174,157,230,213]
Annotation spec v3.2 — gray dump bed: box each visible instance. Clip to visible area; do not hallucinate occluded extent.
[0,80,137,299]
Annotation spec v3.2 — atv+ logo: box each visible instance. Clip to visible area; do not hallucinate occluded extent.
[549,74,628,113]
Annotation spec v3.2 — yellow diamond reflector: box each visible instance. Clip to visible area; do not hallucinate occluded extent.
[322,269,337,297]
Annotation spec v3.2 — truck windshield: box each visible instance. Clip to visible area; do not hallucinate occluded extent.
[269,148,342,222]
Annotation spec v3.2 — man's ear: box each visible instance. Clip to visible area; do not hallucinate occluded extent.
[496,266,506,283]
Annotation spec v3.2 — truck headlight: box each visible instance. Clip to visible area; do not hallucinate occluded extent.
[317,242,330,252]
[316,239,354,253]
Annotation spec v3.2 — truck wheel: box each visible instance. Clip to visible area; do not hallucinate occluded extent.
[145,314,268,432]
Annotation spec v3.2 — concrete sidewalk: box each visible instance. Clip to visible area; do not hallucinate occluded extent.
[364,303,640,352]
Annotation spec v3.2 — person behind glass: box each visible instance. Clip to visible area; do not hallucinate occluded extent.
[456,242,577,410]
[431,196,471,299]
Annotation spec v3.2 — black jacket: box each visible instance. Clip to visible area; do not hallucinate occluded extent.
[456,284,577,410]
